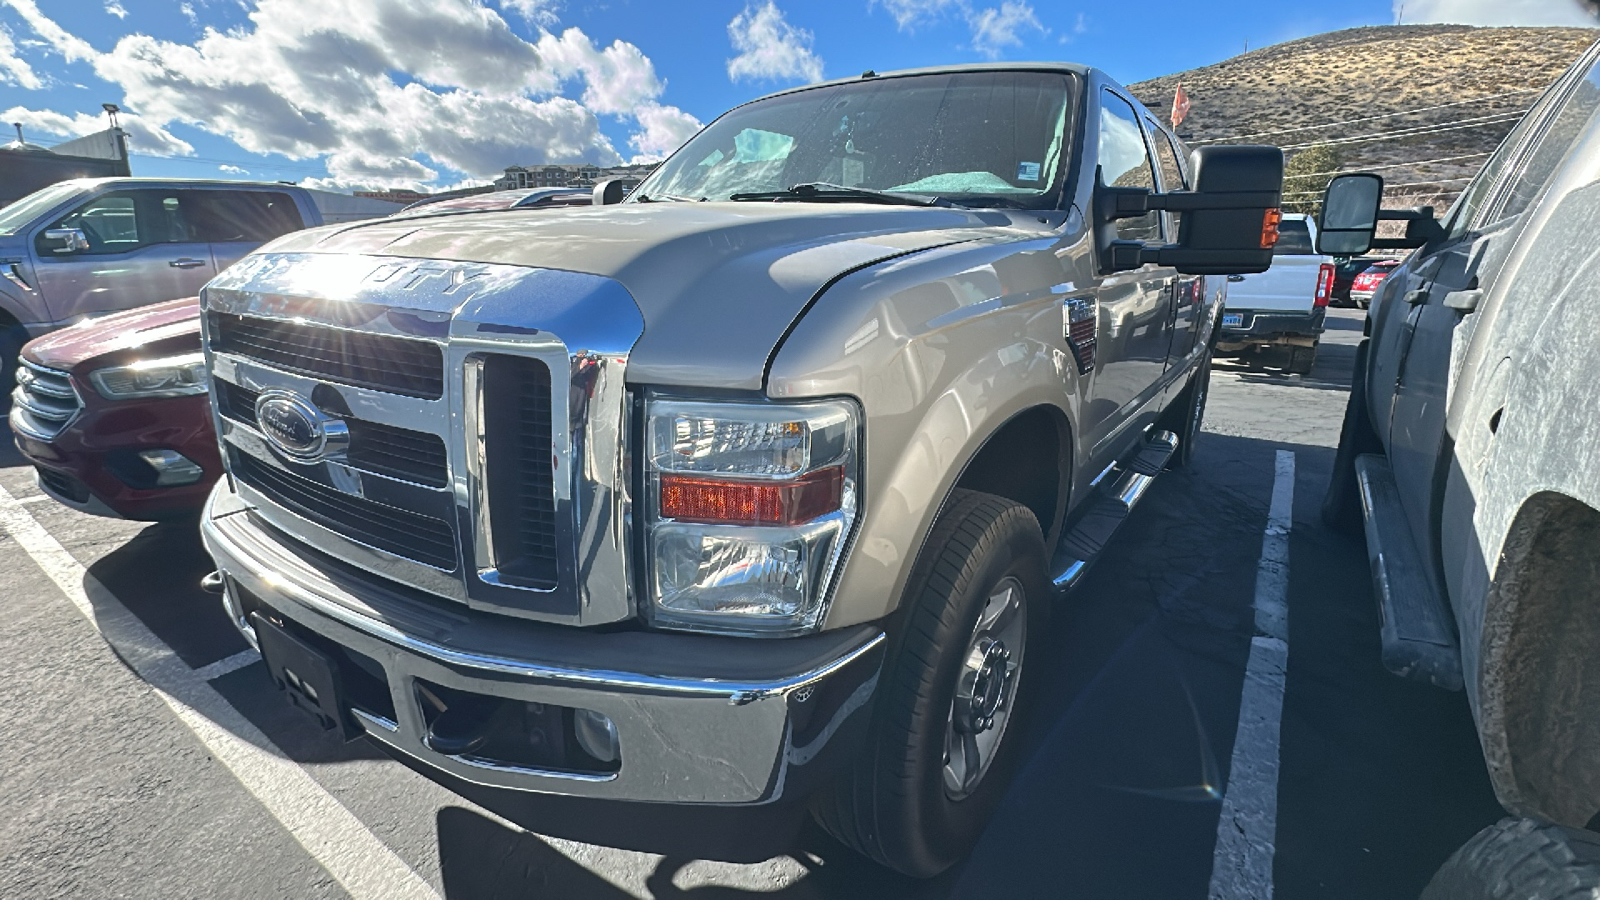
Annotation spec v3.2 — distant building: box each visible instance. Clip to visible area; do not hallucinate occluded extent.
[354,188,432,205]
[493,162,657,191]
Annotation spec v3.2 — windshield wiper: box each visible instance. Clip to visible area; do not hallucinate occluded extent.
[729,182,954,207]
[634,192,698,202]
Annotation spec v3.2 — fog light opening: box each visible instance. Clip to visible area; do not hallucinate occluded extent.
[136,449,205,486]
[574,708,620,765]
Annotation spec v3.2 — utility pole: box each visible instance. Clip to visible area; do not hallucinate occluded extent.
[1397,3,1405,24]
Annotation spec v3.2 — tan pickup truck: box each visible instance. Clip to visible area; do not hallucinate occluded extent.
[197,63,1282,876]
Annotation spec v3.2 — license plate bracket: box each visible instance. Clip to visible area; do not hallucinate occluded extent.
[1222,313,1244,329]
[251,612,359,741]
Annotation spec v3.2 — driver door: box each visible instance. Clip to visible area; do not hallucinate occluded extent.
[30,188,217,324]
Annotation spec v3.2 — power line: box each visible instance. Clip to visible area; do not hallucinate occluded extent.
[1278,111,1524,151]
[1284,151,1494,179]
[1191,86,1541,144]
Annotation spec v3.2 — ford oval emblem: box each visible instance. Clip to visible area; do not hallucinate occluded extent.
[254,390,348,463]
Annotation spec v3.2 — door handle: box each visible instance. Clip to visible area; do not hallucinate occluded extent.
[1227,275,1246,282]
[169,258,207,269]
[1405,289,1429,305]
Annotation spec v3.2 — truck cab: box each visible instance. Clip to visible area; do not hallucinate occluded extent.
[0,178,322,391]
[195,64,1282,877]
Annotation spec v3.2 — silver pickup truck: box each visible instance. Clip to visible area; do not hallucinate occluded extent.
[196,64,1282,876]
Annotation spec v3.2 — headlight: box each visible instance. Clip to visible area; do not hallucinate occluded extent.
[88,352,208,400]
[644,397,860,636]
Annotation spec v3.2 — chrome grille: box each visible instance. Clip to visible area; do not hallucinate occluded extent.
[219,381,448,488]
[209,312,445,399]
[481,354,558,589]
[230,450,458,571]
[11,359,82,440]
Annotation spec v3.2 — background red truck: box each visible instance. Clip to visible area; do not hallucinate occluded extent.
[9,297,216,520]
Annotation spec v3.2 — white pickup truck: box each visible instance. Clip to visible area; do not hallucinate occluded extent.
[1213,212,1334,375]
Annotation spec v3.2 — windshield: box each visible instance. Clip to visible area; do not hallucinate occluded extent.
[0,182,85,235]
[635,71,1076,209]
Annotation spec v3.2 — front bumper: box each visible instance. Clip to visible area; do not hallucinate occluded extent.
[10,391,219,520]
[200,483,885,806]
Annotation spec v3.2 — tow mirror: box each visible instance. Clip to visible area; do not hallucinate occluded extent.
[1317,174,1383,256]
[592,179,630,206]
[39,227,89,255]
[1097,144,1284,276]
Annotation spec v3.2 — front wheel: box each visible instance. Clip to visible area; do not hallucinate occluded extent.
[813,490,1047,878]
[1422,818,1600,899]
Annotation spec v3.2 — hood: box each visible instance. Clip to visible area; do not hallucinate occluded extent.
[24,296,200,374]
[265,202,1048,389]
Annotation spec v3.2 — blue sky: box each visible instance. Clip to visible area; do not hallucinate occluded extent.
[0,0,1593,192]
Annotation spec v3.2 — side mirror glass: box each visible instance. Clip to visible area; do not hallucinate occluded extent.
[1317,174,1383,256]
[40,227,90,255]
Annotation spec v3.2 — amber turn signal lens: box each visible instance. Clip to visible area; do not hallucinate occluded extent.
[660,467,845,526]
[1260,208,1283,249]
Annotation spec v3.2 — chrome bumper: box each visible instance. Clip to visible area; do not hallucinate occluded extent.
[200,483,885,806]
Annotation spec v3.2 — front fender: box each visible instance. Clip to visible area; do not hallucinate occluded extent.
[768,233,1089,629]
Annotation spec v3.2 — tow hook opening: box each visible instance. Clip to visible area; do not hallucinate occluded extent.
[413,679,620,775]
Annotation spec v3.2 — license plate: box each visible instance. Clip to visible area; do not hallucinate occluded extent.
[1222,313,1244,328]
[251,612,358,740]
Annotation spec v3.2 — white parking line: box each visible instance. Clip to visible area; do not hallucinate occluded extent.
[0,485,441,900]
[192,648,261,681]
[1208,450,1295,900]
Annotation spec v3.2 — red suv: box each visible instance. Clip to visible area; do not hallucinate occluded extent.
[1348,259,1401,309]
[9,297,216,519]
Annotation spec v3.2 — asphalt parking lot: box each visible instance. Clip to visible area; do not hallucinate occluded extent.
[0,307,1507,900]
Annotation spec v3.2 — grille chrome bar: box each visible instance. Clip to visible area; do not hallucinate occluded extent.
[209,312,445,399]
[11,360,82,439]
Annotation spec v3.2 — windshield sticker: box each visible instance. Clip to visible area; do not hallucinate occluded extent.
[1017,161,1042,183]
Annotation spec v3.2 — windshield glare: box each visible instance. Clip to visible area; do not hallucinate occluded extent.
[636,71,1076,209]
[0,182,85,235]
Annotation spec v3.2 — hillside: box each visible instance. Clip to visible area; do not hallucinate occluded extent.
[1129,25,1597,210]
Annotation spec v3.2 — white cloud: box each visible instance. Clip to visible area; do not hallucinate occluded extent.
[874,0,961,29]
[218,163,247,173]
[872,0,1049,57]
[1396,0,1598,25]
[104,1,128,19]
[628,102,702,162]
[179,2,199,26]
[2,104,195,156]
[3,0,702,189]
[499,0,559,26]
[0,25,42,88]
[727,2,824,84]
[2,0,99,62]
[968,1,1046,57]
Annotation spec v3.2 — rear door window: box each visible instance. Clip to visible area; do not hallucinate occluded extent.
[185,190,305,243]
[1148,120,1190,236]
[1486,55,1600,223]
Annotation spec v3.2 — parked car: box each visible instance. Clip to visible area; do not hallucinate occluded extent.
[1213,212,1334,374]
[0,178,326,393]
[195,64,1281,877]
[1318,36,1600,896]
[10,296,213,520]
[394,187,591,215]
[1347,257,1400,308]
[1331,254,1382,306]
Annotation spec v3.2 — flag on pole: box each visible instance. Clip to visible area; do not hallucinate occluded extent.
[1171,82,1191,129]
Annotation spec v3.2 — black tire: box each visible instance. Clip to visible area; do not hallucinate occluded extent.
[1163,352,1210,470]
[1421,818,1600,900]
[1286,343,1317,376]
[0,318,25,398]
[1322,340,1382,533]
[813,489,1048,878]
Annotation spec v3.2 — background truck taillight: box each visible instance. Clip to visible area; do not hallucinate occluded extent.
[1314,263,1335,307]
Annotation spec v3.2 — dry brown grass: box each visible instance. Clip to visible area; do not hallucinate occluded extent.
[1130,25,1598,205]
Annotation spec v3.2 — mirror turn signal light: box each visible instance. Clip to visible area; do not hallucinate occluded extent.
[1260,208,1283,249]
